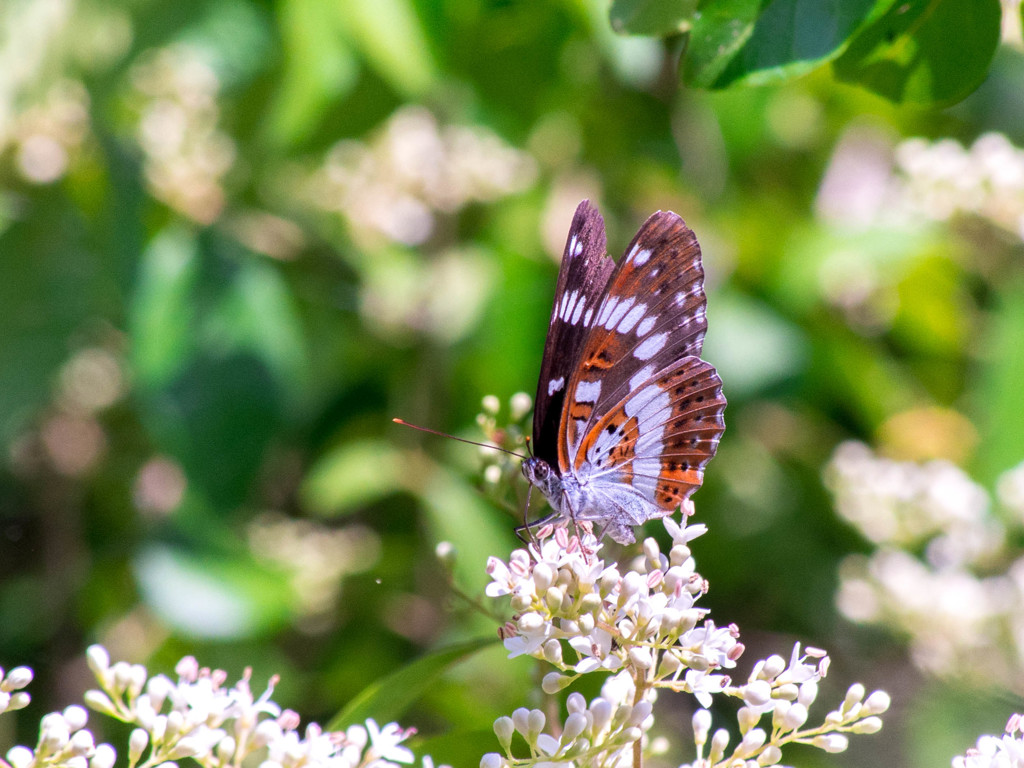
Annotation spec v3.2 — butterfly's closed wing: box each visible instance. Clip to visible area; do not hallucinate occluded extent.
[578,357,726,525]
[559,211,712,470]
[522,202,725,545]
[532,200,615,469]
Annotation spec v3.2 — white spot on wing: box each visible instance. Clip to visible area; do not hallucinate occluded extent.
[636,316,656,336]
[583,308,593,327]
[562,290,580,321]
[634,332,668,361]
[597,296,618,327]
[574,237,583,256]
[604,296,635,330]
[633,248,652,266]
[574,379,602,403]
[617,304,647,334]
[569,235,578,257]
[548,377,565,396]
[570,296,586,325]
[560,291,571,318]
[629,365,655,391]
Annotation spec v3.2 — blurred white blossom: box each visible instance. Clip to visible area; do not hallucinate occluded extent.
[829,441,1024,692]
[128,44,235,224]
[310,106,537,246]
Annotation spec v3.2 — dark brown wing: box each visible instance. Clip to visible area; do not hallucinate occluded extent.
[531,200,615,468]
[558,211,711,471]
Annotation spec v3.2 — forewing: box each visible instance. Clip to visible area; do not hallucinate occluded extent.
[532,200,615,467]
[578,357,726,511]
[559,210,710,469]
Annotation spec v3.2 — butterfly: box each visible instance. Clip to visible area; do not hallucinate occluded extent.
[521,200,726,545]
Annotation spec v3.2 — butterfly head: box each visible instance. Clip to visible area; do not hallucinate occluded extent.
[522,457,561,501]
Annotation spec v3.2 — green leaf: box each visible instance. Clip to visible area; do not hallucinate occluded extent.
[266,0,359,146]
[971,279,1024,487]
[301,440,408,516]
[0,188,103,443]
[134,542,293,639]
[684,0,887,88]
[833,0,1001,105]
[330,637,497,729]
[339,0,437,97]
[610,0,698,36]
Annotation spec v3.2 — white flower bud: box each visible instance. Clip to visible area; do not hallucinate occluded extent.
[642,538,660,562]
[112,662,133,691]
[627,648,653,670]
[66,756,88,768]
[542,640,563,665]
[661,651,681,675]
[864,690,890,714]
[127,665,147,697]
[599,569,620,596]
[151,715,167,742]
[533,563,554,592]
[774,683,798,701]
[527,709,545,736]
[579,593,603,615]
[481,395,500,415]
[737,706,759,734]
[129,729,149,763]
[578,613,595,633]
[252,720,281,748]
[562,712,587,744]
[678,610,700,633]
[851,716,883,734]
[64,706,89,732]
[743,680,772,708]
[758,744,782,765]
[622,726,642,743]
[435,541,456,566]
[781,703,808,730]
[709,728,730,762]
[216,737,236,762]
[41,713,70,749]
[84,690,117,718]
[736,728,766,758]
[6,746,35,768]
[8,693,30,712]
[541,673,569,694]
[669,544,691,566]
[812,733,849,753]
[167,738,202,760]
[90,744,116,768]
[85,647,110,677]
[797,680,818,707]
[3,667,33,691]
[760,655,786,679]
[590,699,613,735]
[509,593,532,612]
[517,612,544,633]
[493,717,514,748]
[545,586,564,612]
[511,708,530,736]
[166,710,184,738]
[684,708,707,738]
[629,701,652,727]
[567,693,586,714]
[621,571,645,598]
[70,729,95,755]
[843,683,865,713]
[479,753,503,768]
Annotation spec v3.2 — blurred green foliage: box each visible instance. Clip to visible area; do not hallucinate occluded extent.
[1,0,1022,766]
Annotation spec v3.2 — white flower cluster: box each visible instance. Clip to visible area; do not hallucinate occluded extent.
[484,520,889,767]
[486,520,740,703]
[128,44,236,224]
[953,713,1024,768]
[817,128,1024,241]
[828,442,1024,691]
[309,106,537,246]
[0,665,33,717]
[0,646,444,768]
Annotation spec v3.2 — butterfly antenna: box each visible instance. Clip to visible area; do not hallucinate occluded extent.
[392,418,527,460]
